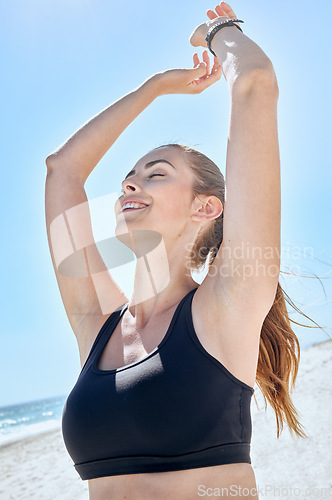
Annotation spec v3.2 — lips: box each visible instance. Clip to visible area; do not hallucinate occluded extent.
[122,206,148,212]
[118,203,150,216]
[120,198,149,208]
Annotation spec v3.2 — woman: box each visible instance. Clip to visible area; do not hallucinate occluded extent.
[45,3,306,499]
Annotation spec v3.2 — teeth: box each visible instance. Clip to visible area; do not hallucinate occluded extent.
[121,202,147,212]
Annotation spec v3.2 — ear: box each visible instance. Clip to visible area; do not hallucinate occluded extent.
[191,195,223,224]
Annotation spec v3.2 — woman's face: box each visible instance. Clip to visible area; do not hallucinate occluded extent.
[114,146,198,244]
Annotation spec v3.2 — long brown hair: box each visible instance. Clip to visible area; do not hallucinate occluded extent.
[153,142,327,439]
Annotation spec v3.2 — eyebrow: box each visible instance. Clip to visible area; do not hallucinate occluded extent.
[124,159,176,180]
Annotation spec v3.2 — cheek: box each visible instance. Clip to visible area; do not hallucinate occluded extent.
[158,185,192,219]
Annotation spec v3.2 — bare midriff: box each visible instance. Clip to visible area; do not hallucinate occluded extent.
[88,463,259,499]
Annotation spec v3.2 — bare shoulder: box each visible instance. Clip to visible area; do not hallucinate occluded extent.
[191,278,270,389]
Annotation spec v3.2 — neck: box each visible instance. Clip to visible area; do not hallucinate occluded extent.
[127,234,198,328]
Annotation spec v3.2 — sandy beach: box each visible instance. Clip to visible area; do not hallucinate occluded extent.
[1,339,331,500]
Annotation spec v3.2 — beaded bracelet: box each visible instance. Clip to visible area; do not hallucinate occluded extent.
[205,19,244,57]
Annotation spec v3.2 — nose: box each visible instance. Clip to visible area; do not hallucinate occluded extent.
[121,177,141,194]
[115,177,142,214]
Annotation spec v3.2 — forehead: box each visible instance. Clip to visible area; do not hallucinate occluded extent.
[135,146,189,172]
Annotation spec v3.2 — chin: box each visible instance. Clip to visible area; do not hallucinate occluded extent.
[115,223,165,255]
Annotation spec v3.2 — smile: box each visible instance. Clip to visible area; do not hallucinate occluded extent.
[120,205,149,213]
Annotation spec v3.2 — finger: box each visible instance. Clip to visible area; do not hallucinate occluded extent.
[207,9,218,20]
[208,55,221,74]
[206,65,223,86]
[220,2,237,18]
[193,52,200,67]
[215,5,228,17]
[194,68,222,93]
[211,56,221,74]
[211,65,223,79]
[210,68,223,82]
[202,50,210,75]
[192,62,208,82]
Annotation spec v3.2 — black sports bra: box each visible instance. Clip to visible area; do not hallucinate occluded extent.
[62,287,255,480]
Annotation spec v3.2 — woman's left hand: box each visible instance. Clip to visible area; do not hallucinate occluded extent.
[154,51,222,95]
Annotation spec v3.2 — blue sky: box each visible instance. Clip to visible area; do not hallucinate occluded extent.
[1,0,331,407]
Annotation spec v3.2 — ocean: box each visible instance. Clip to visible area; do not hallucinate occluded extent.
[0,394,67,447]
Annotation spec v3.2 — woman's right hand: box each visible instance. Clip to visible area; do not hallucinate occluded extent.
[153,50,222,96]
[189,2,240,49]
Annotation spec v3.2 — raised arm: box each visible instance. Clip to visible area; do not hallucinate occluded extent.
[191,3,280,316]
[46,43,225,181]
[46,77,161,183]
[45,62,222,358]
[45,77,163,357]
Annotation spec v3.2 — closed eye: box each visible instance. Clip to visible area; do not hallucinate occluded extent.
[120,173,164,193]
